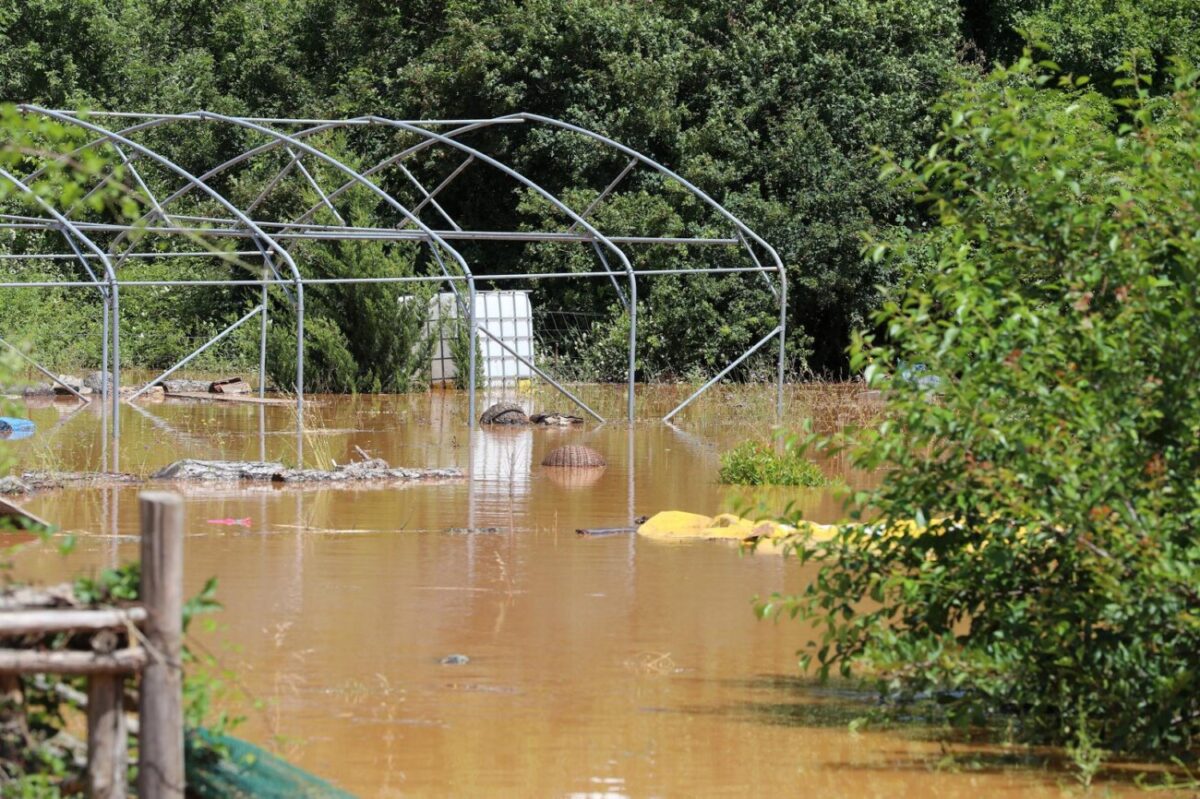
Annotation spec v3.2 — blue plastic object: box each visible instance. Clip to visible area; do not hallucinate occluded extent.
[0,417,36,441]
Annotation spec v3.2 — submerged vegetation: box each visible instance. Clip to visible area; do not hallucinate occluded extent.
[718,440,826,487]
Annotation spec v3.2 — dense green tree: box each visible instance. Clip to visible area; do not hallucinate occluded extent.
[963,0,1200,82]
[0,0,964,377]
[767,58,1200,755]
[2,0,1198,381]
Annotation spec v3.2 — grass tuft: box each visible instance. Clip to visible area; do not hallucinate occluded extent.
[718,440,827,487]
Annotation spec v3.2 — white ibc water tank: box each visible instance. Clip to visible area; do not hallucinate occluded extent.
[427,290,535,386]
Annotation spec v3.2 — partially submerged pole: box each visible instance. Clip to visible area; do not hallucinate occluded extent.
[138,491,184,799]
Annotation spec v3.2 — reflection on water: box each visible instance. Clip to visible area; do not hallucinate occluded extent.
[1,385,1147,797]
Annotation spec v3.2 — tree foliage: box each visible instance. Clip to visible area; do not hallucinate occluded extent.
[0,2,1197,383]
[965,0,1200,82]
[0,0,963,376]
[767,57,1200,754]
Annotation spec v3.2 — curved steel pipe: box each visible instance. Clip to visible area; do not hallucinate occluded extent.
[0,166,119,433]
[508,112,788,420]
[20,105,305,438]
[10,108,785,427]
[358,115,638,421]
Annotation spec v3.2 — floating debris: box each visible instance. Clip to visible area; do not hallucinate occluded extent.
[19,471,143,491]
[439,654,470,666]
[576,526,637,537]
[0,417,36,441]
[206,517,252,527]
[209,377,251,394]
[530,412,583,426]
[151,458,464,485]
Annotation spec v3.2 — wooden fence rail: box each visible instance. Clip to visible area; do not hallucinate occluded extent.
[0,491,185,799]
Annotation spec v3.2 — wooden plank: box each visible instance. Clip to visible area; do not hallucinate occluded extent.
[0,647,146,674]
[0,497,51,530]
[163,390,292,406]
[137,492,185,799]
[87,674,128,799]
[0,607,146,636]
[575,526,636,537]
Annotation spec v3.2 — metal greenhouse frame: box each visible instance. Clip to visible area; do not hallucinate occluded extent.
[0,107,786,459]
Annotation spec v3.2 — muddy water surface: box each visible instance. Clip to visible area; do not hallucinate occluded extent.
[3,386,1165,797]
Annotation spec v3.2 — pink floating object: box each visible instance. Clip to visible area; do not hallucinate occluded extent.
[206,517,252,527]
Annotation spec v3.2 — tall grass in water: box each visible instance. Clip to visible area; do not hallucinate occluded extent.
[718,440,827,487]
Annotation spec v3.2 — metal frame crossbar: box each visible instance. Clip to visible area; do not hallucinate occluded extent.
[0,108,786,466]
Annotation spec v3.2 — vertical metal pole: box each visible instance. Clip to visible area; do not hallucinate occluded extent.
[627,419,636,570]
[138,491,185,799]
[627,417,635,528]
[112,284,121,458]
[777,266,787,421]
[467,277,477,428]
[627,276,637,422]
[101,409,109,477]
[101,294,110,406]
[259,279,268,399]
[295,280,305,467]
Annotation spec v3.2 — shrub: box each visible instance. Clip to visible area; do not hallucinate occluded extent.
[718,440,826,487]
[764,56,1200,756]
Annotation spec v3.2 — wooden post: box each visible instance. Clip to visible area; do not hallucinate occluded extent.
[87,675,127,799]
[137,492,184,799]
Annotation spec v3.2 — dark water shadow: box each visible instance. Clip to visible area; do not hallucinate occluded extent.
[671,673,1198,791]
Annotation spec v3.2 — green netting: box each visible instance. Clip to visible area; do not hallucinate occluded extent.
[185,729,357,798]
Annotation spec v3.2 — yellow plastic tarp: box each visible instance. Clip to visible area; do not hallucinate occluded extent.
[636,511,863,554]
[637,511,804,543]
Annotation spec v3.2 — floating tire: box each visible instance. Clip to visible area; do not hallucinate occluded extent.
[479,402,529,425]
[541,445,606,468]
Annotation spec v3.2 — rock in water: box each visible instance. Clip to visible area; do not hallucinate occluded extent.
[541,445,606,468]
[0,476,31,495]
[440,654,470,666]
[162,379,213,394]
[152,460,288,482]
[83,371,115,392]
[53,375,90,395]
[480,402,529,425]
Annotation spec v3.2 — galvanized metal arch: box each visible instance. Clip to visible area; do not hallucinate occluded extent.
[17,105,309,450]
[0,167,122,434]
[291,113,786,419]
[1,109,788,472]
[184,110,486,422]
[507,113,787,419]
[356,115,639,423]
[88,113,640,420]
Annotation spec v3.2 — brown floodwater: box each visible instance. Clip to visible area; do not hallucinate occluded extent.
[1,385,1177,797]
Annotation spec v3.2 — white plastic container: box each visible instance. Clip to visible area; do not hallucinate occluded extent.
[427,290,535,386]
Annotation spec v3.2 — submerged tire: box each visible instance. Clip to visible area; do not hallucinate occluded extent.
[480,402,529,425]
[541,445,606,468]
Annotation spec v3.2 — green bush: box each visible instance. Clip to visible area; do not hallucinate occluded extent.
[718,440,826,487]
[765,56,1200,756]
